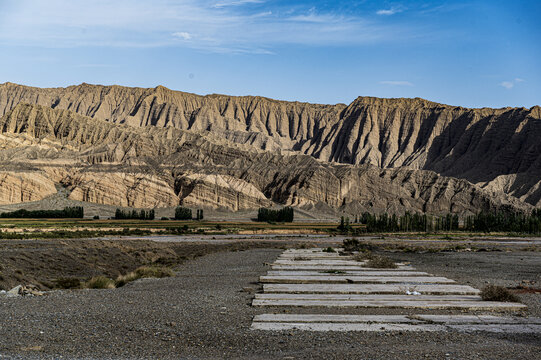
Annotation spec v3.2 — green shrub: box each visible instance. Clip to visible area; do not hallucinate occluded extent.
[322,247,335,253]
[85,276,115,289]
[257,207,294,222]
[480,285,520,302]
[175,206,192,220]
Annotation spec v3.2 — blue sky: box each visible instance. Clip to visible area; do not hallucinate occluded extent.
[0,0,539,108]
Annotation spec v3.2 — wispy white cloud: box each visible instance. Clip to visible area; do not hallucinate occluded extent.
[172,32,192,40]
[0,0,414,54]
[213,0,265,8]
[74,64,117,68]
[500,78,525,89]
[380,80,414,86]
[376,6,403,16]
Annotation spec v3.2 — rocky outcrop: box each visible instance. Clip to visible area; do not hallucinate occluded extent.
[0,172,57,204]
[63,172,179,208]
[176,173,273,210]
[481,174,541,208]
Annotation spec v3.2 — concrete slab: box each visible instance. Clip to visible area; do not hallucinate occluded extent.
[278,255,351,260]
[413,315,541,324]
[255,293,483,301]
[253,314,419,323]
[251,322,445,332]
[264,283,481,295]
[266,271,429,276]
[274,260,369,265]
[271,265,416,271]
[252,299,526,310]
[283,248,344,253]
[447,324,541,333]
[260,275,456,284]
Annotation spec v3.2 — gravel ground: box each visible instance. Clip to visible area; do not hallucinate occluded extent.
[0,248,540,359]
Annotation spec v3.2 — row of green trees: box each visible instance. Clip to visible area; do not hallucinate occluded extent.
[464,211,541,233]
[346,210,541,234]
[0,206,84,219]
[174,206,204,220]
[114,209,155,220]
[356,212,459,232]
[257,207,294,222]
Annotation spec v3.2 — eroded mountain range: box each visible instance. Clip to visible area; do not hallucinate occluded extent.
[0,82,539,215]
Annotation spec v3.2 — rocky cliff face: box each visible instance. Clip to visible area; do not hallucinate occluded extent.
[0,82,539,213]
[0,172,57,204]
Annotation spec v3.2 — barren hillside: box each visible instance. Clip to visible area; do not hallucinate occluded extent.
[0,98,533,215]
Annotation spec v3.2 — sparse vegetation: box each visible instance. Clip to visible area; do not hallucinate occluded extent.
[85,276,115,289]
[352,252,374,262]
[480,285,520,302]
[337,216,352,232]
[322,247,335,253]
[342,238,374,253]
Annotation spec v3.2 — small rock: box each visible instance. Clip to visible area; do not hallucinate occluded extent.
[6,285,44,297]
[7,285,23,297]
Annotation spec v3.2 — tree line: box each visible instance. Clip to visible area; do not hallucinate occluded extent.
[115,208,155,220]
[463,210,541,233]
[174,206,204,220]
[0,206,84,219]
[345,210,541,234]
[257,207,294,222]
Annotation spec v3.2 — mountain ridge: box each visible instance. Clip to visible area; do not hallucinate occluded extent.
[0,102,532,214]
[0,82,539,213]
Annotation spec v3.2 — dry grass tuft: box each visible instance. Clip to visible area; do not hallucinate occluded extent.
[480,285,520,302]
[85,276,115,289]
[352,252,374,262]
[116,266,174,287]
[364,255,398,269]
